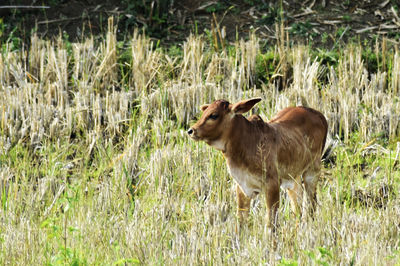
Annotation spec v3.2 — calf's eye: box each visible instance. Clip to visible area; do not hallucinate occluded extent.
[209,114,219,120]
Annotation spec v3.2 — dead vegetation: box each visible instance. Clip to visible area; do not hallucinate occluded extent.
[0,18,399,264]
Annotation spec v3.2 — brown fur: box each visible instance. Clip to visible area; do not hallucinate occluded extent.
[188,98,328,229]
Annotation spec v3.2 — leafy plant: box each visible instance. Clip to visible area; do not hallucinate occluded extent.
[121,0,174,38]
[289,21,317,38]
[205,2,228,13]
[256,4,282,25]
[305,247,333,265]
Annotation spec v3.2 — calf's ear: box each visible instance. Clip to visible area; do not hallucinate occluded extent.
[200,104,210,111]
[231,98,261,114]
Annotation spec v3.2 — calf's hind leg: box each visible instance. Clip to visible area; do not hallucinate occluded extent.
[286,176,303,216]
[303,162,320,214]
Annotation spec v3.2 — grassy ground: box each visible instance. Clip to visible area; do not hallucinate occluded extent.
[0,18,400,264]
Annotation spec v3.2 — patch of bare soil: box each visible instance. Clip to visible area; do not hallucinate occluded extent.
[1,0,399,46]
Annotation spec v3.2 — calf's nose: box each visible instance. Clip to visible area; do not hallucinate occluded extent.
[187,128,194,135]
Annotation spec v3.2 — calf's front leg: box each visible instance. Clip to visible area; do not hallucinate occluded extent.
[236,184,251,229]
[265,178,280,230]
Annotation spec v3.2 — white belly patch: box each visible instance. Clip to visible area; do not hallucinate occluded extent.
[227,164,301,197]
[227,165,261,198]
[280,178,295,190]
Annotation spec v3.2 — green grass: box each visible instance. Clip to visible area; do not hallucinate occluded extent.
[0,17,400,264]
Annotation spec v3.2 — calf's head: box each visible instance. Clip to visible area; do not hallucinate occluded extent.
[187,98,261,148]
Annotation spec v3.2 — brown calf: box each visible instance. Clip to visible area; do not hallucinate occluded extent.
[187,98,328,229]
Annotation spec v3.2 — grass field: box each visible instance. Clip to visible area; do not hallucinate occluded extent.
[0,19,400,264]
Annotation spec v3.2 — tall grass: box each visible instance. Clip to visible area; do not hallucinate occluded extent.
[0,18,399,264]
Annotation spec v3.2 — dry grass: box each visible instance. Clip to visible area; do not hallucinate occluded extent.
[0,18,399,265]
